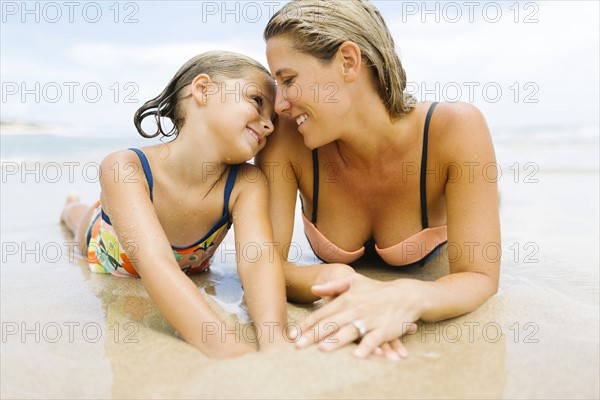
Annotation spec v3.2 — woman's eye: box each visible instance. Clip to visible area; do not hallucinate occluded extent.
[282,77,295,87]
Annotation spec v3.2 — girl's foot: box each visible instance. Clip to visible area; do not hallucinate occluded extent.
[60,192,81,225]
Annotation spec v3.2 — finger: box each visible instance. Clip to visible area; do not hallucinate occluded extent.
[354,323,415,359]
[404,322,418,335]
[321,295,335,304]
[380,342,400,362]
[297,310,356,348]
[352,330,383,359]
[373,346,384,357]
[297,295,348,334]
[389,338,409,358]
[310,274,355,297]
[318,323,364,352]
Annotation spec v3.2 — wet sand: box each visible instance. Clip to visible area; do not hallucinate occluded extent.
[1,162,598,398]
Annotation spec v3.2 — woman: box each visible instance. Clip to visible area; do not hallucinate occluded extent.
[257,0,500,361]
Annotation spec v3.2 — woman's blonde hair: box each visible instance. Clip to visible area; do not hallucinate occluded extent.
[134,50,271,138]
[264,0,416,118]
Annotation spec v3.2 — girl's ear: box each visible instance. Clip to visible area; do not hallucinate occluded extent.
[338,41,362,83]
[190,74,212,105]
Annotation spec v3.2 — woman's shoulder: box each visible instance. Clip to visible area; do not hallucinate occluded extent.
[422,101,489,139]
[429,101,486,124]
[427,102,488,135]
[427,102,494,161]
[258,117,311,162]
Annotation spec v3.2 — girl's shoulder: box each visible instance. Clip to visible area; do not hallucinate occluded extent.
[226,162,269,211]
[100,147,143,165]
[98,147,156,192]
[233,163,269,189]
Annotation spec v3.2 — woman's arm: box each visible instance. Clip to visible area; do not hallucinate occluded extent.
[229,165,289,350]
[294,103,501,357]
[256,119,355,303]
[420,102,500,319]
[99,151,254,358]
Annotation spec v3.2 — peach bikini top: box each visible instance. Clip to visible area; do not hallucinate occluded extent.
[302,102,448,266]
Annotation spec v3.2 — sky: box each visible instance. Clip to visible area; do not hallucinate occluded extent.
[1,0,599,136]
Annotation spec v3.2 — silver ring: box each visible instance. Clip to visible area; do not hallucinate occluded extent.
[351,319,367,339]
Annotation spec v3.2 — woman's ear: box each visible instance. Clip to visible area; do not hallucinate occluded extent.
[338,41,362,82]
[190,73,212,105]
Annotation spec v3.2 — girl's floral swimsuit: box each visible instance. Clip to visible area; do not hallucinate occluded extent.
[85,148,239,277]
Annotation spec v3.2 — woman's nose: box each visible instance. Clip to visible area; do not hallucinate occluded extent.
[274,86,291,115]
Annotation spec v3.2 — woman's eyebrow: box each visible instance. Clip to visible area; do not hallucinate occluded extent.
[274,68,293,78]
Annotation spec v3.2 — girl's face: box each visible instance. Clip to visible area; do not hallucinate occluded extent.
[204,72,276,163]
[266,36,352,149]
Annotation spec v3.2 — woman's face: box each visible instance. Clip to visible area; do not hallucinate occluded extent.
[266,36,352,149]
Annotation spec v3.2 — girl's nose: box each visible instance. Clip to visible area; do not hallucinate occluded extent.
[263,117,274,135]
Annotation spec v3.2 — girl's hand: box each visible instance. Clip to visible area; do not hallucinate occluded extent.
[258,339,296,355]
[226,344,256,358]
[294,274,423,360]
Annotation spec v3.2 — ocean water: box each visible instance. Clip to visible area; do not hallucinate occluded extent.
[0,132,161,163]
[2,123,598,167]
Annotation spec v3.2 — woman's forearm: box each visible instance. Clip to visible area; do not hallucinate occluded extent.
[413,271,499,322]
[282,261,326,303]
[281,261,356,303]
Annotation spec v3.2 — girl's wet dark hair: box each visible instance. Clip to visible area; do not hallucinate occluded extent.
[134,50,272,138]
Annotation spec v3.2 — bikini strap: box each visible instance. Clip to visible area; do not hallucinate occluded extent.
[102,148,154,225]
[311,148,320,224]
[419,102,438,229]
[128,148,154,202]
[223,164,240,216]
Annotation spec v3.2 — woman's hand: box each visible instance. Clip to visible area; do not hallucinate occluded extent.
[314,263,356,302]
[294,274,423,360]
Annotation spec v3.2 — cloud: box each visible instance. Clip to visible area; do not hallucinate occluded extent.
[1,0,597,131]
[66,40,269,71]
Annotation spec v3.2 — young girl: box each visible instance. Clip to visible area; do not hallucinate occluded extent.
[61,51,288,359]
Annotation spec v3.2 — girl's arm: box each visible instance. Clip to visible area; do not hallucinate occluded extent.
[256,119,355,303]
[230,165,289,350]
[99,151,254,358]
[295,103,501,357]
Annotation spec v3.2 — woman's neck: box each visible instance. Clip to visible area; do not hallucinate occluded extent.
[334,102,414,170]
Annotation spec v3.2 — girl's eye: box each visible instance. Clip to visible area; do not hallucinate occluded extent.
[252,96,263,107]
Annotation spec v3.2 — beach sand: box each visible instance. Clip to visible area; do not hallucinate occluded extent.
[1,147,599,398]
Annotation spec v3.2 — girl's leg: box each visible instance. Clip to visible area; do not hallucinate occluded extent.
[60,192,95,254]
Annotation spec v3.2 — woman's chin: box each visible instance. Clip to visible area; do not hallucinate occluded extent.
[302,135,318,150]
